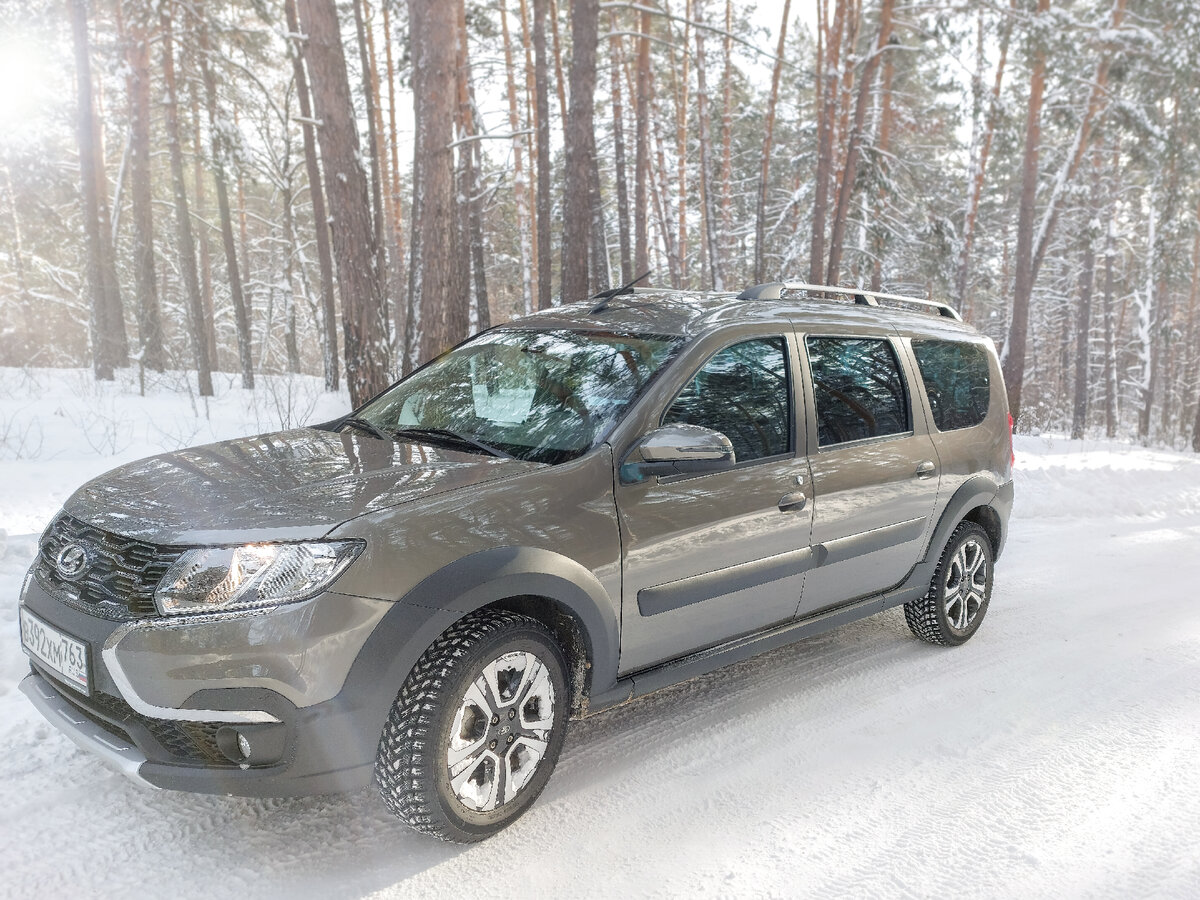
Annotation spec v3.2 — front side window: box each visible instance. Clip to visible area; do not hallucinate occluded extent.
[912,340,991,431]
[806,336,909,446]
[662,337,791,463]
[358,329,682,464]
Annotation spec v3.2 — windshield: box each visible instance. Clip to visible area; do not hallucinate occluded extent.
[356,329,682,464]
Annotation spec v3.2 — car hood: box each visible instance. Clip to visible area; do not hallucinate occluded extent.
[63,427,545,544]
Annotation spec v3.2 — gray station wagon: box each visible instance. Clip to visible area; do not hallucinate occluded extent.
[18,282,1013,842]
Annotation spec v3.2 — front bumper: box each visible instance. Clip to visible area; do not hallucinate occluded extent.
[20,671,154,787]
[18,573,396,797]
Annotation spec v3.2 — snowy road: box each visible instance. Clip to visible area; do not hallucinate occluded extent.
[2,433,1199,899]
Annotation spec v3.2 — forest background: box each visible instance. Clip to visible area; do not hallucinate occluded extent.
[1,0,1198,449]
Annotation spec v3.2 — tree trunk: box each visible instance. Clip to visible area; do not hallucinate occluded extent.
[826,0,894,286]
[159,0,214,396]
[1030,0,1128,289]
[404,0,460,367]
[1137,194,1158,440]
[753,0,790,284]
[1189,206,1200,451]
[519,0,540,298]
[534,0,554,308]
[184,15,216,370]
[297,0,390,401]
[672,0,690,286]
[609,14,632,285]
[1183,201,1200,446]
[0,166,33,341]
[588,144,609,291]
[121,0,165,372]
[1000,0,1049,425]
[719,0,733,277]
[694,0,723,291]
[1071,200,1096,440]
[647,63,680,286]
[548,0,569,126]
[500,0,534,314]
[1103,142,1118,438]
[197,3,254,388]
[562,0,598,302]
[282,180,302,373]
[956,0,1014,311]
[71,0,126,380]
[869,17,896,293]
[634,7,651,278]
[353,0,391,347]
[809,0,846,285]
[451,0,475,340]
[285,0,339,391]
[382,1,403,248]
[1193,367,1200,452]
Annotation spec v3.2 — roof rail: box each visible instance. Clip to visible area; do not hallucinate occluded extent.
[736,282,962,321]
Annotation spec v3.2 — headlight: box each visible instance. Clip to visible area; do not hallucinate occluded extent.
[154,540,363,616]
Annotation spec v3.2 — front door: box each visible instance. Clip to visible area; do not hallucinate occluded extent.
[616,335,814,673]
[795,333,942,617]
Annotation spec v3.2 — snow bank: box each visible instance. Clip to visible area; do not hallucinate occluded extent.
[1014,433,1200,520]
[0,367,350,535]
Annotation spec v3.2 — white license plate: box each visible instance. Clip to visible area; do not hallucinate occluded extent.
[19,607,89,695]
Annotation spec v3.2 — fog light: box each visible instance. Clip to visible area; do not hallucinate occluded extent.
[215,723,286,767]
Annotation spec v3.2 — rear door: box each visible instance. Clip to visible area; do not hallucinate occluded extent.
[794,330,942,618]
[616,333,814,673]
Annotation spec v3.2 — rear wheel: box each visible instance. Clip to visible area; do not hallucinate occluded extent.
[904,521,994,646]
[375,609,569,842]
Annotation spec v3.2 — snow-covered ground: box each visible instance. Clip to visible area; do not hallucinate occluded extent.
[1,368,1199,899]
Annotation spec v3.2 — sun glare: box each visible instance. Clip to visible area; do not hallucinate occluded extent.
[0,37,55,139]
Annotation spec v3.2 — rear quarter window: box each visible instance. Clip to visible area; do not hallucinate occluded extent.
[911,340,991,431]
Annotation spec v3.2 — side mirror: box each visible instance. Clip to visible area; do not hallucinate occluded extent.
[621,423,736,482]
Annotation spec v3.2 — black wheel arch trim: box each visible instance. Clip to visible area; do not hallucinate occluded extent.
[888,474,1006,607]
[336,547,620,762]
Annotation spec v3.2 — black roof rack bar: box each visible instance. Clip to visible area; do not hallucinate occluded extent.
[736,281,962,321]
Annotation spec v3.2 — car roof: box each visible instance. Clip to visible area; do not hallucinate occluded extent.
[506,288,984,342]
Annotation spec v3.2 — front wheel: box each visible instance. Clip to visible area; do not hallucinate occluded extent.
[375,609,569,843]
[904,521,994,646]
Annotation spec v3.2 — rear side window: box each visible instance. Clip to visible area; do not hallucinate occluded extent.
[911,340,991,431]
[663,337,791,463]
[806,336,909,446]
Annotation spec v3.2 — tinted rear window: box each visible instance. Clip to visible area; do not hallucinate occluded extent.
[806,337,910,446]
[911,340,990,431]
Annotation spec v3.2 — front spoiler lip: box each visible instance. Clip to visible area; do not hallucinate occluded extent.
[19,671,157,789]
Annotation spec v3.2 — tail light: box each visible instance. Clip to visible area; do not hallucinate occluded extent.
[1007,412,1015,466]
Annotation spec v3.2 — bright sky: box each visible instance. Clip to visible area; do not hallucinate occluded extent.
[0,35,58,141]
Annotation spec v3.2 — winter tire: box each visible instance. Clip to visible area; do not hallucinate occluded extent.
[375,609,569,843]
[904,521,994,646]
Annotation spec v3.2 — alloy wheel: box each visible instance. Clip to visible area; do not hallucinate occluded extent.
[446,651,556,812]
[943,538,988,633]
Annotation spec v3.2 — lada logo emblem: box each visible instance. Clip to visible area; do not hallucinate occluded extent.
[55,543,89,581]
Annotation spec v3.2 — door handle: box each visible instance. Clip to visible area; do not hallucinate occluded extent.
[778,491,807,512]
[915,460,936,479]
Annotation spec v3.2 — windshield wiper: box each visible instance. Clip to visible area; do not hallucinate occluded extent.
[390,427,513,459]
[340,416,392,442]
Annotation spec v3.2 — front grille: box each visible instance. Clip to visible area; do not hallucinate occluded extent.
[35,513,185,621]
[43,671,231,767]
